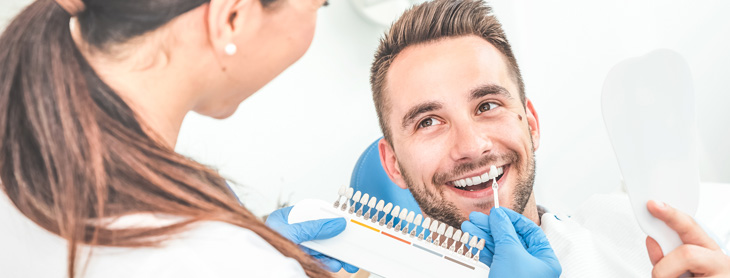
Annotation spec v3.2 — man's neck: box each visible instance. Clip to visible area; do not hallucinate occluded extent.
[522,191,541,226]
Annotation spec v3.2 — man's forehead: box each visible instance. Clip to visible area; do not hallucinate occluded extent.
[384,36,518,115]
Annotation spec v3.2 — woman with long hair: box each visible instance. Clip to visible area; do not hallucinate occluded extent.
[0,0,338,277]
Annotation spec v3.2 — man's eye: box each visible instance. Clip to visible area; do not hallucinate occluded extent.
[418,117,443,129]
[477,102,500,114]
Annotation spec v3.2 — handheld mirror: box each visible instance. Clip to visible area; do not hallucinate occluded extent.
[601,49,700,255]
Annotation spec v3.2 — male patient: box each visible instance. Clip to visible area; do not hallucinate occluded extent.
[368,0,652,276]
[268,1,730,277]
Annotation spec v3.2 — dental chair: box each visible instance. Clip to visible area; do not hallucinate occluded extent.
[349,138,421,218]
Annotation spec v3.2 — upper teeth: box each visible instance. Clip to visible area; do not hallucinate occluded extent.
[452,166,503,188]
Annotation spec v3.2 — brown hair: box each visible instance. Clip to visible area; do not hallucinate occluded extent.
[370,0,525,142]
[0,0,329,277]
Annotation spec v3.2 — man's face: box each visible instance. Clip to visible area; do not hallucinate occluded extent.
[379,35,541,228]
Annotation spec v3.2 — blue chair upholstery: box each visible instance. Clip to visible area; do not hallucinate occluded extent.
[350,138,421,217]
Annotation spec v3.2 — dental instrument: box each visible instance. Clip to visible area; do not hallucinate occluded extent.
[490,165,500,208]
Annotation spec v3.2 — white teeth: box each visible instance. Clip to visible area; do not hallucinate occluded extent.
[452,165,504,187]
[480,172,490,182]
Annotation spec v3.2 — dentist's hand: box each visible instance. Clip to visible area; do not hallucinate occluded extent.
[265,206,359,273]
[645,200,730,278]
[461,207,561,278]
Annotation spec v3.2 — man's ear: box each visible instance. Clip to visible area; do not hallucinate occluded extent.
[206,0,259,54]
[378,138,408,190]
[524,98,541,151]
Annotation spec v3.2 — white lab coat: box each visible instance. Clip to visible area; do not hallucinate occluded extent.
[0,194,307,278]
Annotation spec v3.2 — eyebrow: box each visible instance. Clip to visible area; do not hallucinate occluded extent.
[401,101,443,129]
[469,84,514,101]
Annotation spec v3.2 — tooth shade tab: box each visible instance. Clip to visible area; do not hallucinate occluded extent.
[383,203,393,214]
[367,196,377,208]
[338,185,347,196]
[469,236,479,247]
[360,193,370,205]
[445,226,454,238]
[391,205,401,217]
[437,223,447,234]
[489,165,498,179]
[398,208,408,220]
[429,220,439,232]
[345,188,354,199]
[476,239,486,250]
[422,217,431,228]
[460,232,470,244]
[413,214,423,226]
[352,191,362,203]
[406,211,415,223]
[375,200,385,211]
[453,230,462,241]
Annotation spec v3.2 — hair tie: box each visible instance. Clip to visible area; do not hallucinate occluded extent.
[54,0,85,16]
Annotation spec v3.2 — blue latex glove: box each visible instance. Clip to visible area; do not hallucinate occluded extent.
[461,207,561,278]
[265,206,359,273]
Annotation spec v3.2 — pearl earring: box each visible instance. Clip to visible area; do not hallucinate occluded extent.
[224,43,237,56]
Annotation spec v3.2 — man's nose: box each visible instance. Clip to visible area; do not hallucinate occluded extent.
[449,124,493,162]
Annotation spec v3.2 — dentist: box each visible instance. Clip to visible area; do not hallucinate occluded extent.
[0,0,338,277]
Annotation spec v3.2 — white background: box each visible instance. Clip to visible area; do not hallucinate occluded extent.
[3,0,728,244]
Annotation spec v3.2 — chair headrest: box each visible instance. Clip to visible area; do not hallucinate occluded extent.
[349,138,421,216]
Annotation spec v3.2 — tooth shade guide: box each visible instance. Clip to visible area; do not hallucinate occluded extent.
[288,194,491,277]
[348,217,484,272]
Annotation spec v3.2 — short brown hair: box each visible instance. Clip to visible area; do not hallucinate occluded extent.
[370,0,525,142]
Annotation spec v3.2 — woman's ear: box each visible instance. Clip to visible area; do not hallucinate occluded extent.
[524,98,540,151]
[206,0,260,54]
[378,138,409,190]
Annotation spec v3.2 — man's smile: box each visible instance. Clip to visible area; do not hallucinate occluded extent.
[443,164,509,198]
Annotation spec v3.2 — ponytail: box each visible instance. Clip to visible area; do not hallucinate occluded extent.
[0,1,330,277]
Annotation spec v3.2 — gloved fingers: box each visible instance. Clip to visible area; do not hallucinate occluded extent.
[500,208,548,251]
[488,207,523,248]
[497,208,559,266]
[304,246,360,273]
[468,211,491,233]
[286,217,347,244]
[461,220,489,239]
[312,254,346,273]
[342,262,360,273]
[273,205,293,218]
[265,206,293,229]
[477,244,495,266]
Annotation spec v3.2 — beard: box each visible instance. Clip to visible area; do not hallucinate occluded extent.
[400,149,536,229]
